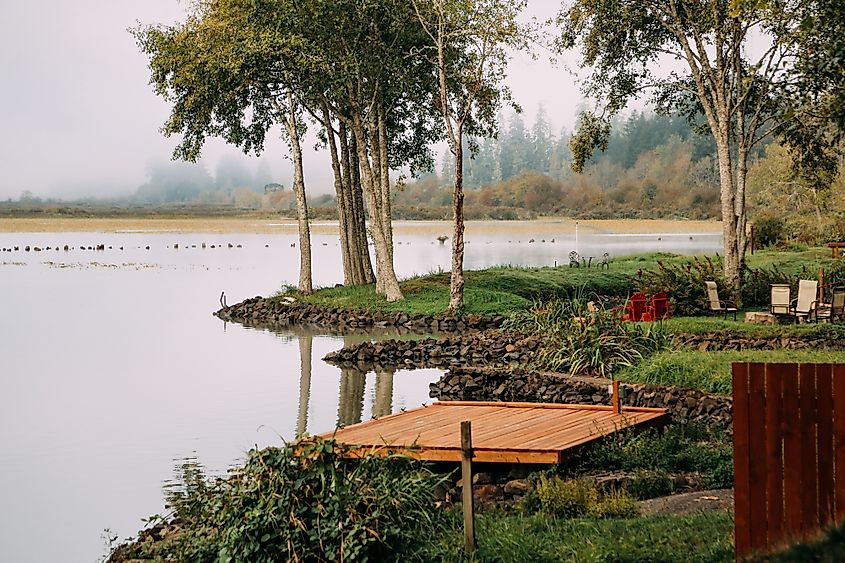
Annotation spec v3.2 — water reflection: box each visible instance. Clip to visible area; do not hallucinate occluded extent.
[283,329,431,433]
[296,333,312,438]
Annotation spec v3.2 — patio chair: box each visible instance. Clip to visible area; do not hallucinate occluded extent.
[770,284,791,316]
[790,279,819,323]
[705,281,738,320]
[814,286,845,323]
[649,292,671,321]
[622,292,648,322]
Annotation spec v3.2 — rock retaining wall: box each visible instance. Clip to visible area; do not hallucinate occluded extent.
[673,332,845,351]
[430,367,733,428]
[323,332,541,369]
[215,296,504,332]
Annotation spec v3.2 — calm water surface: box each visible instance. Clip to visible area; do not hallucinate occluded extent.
[0,224,720,562]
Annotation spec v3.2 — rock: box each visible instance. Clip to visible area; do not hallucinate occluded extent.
[504,479,531,495]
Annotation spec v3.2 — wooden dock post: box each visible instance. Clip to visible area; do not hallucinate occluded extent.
[461,420,476,554]
[611,380,621,414]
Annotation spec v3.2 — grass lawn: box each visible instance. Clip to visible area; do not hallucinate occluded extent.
[419,511,734,562]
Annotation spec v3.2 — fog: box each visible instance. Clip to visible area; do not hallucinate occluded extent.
[0,1,583,202]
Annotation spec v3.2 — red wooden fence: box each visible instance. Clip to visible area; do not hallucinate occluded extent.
[733,362,845,560]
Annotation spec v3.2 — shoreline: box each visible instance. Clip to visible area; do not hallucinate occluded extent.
[0,216,723,235]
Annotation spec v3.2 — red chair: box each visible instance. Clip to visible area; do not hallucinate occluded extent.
[622,293,648,322]
[649,292,671,321]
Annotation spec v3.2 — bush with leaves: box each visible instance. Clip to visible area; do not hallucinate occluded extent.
[113,439,449,563]
[631,256,724,316]
[536,476,638,519]
[504,296,668,377]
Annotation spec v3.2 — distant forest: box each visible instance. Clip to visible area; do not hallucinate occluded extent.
[15,108,826,226]
[103,109,730,220]
[399,109,728,220]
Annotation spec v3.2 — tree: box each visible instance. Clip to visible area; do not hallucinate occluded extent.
[412,0,527,311]
[556,0,842,292]
[134,0,314,293]
[291,0,441,301]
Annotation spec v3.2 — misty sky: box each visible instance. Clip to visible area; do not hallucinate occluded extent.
[0,1,585,201]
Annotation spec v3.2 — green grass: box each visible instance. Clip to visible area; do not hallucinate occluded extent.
[291,265,634,316]
[755,519,845,562]
[284,247,844,318]
[663,315,845,338]
[619,349,845,394]
[419,511,734,562]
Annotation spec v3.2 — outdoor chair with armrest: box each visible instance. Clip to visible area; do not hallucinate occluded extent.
[770,284,791,317]
[813,286,845,323]
[790,279,819,323]
[705,281,738,320]
[622,293,648,322]
[649,292,671,321]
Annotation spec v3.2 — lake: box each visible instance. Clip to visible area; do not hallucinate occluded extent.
[0,219,721,562]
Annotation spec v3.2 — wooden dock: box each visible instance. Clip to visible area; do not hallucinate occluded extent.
[320,401,668,464]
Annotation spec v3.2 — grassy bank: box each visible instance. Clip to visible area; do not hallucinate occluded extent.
[421,511,733,562]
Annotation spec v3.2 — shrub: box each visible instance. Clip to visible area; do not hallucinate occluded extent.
[632,257,724,315]
[116,439,448,562]
[536,476,598,518]
[588,488,640,518]
[536,477,639,519]
[754,215,786,248]
[625,470,676,500]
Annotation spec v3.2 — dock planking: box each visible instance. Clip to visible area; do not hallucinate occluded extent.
[320,401,668,464]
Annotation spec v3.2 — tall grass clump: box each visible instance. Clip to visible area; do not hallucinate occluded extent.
[504,295,668,377]
[111,439,449,563]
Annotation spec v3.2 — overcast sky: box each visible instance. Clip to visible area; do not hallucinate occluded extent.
[0,1,585,201]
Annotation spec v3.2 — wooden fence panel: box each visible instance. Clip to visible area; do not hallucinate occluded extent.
[733,362,752,558]
[734,362,845,560]
[817,365,834,527]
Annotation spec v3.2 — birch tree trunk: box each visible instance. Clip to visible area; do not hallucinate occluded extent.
[344,128,375,284]
[283,92,312,294]
[323,104,355,285]
[350,112,403,301]
[449,129,466,312]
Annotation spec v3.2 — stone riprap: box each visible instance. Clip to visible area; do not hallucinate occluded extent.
[322,331,541,369]
[673,332,845,351]
[214,296,505,332]
[430,367,732,429]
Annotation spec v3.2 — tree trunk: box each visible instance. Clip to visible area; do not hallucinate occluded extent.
[285,93,312,294]
[714,128,740,291]
[350,113,403,301]
[323,104,355,285]
[377,104,394,263]
[449,132,466,312]
[344,128,375,284]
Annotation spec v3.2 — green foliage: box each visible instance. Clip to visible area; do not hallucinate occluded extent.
[559,424,733,489]
[121,439,448,562]
[624,470,676,501]
[536,476,598,518]
[754,215,787,248]
[296,266,635,317]
[588,488,640,519]
[755,518,845,562]
[505,297,668,376]
[620,348,845,395]
[416,510,733,562]
[632,256,724,316]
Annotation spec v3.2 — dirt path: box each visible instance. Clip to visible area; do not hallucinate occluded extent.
[638,488,733,516]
